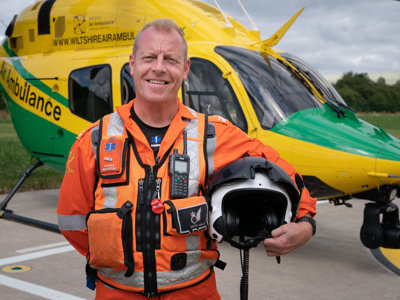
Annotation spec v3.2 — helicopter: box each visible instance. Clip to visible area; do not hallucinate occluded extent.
[0,0,399,275]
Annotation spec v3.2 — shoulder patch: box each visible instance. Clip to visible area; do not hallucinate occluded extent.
[208,115,228,124]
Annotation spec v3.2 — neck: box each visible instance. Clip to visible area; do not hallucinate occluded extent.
[134,99,179,128]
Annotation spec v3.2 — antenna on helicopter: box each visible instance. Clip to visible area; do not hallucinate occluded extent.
[212,0,233,28]
[236,0,258,31]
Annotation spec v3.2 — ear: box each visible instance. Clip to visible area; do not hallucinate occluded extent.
[129,53,135,76]
[182,58,190,81]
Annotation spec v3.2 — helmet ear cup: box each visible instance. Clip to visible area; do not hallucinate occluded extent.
[262,209,280,231]
[224,209,240,240]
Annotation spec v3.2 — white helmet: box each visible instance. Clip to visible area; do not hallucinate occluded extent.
[207,157,302,249]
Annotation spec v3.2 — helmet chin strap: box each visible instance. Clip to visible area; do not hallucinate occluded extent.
[225,229,270,250]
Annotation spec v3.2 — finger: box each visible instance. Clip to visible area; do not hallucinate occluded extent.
[263,239,281,253]
[266,250,281,257]
[263,237,279,248]
[270,225,286,238]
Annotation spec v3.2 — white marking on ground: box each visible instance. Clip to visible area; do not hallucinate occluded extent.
[0,245,74,266]
[16,241,70,254]
[0,274,86,300]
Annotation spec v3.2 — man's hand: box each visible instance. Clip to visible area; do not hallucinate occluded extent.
[263,219,313,257]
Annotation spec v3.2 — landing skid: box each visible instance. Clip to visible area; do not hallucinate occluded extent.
[0,161,60,233]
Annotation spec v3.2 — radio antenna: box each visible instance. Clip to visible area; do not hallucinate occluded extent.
[183,131,188,155]
[212,0,233,28]
[237,0,258,31]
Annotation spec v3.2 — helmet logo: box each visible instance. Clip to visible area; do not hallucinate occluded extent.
[190,207,202,224]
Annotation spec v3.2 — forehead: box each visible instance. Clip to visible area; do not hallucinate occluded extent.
[137,27,185,56]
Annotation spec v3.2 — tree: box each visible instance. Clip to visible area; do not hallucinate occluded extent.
[334,72,400,113]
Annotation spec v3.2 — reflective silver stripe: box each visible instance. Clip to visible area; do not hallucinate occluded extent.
[102,112,124,209]
[103,186,118,209]
[185,106,198,118]
[57,214,86,231]
[107,112,124,136]
[186,235,199,251]
[98,258,217,289]
[186,250,201,267]
[99,267,145,289]
[207,122,216,176]
[157,257,215,288]
[184,116,200,197]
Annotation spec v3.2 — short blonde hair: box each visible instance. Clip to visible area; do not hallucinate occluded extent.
[132,18,188,60]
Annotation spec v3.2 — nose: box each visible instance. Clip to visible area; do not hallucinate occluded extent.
[152,55,166,73]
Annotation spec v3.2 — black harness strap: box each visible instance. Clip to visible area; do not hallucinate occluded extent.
[203,112,209,190]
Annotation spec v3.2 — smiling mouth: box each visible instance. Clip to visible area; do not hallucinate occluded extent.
[148,79,168,84]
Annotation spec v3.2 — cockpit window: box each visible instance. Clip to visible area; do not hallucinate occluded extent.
[281,52,348,108]
[121,63,135,105]
[215,46,323,129]
[183,57,247,132]
[69,64,112,122]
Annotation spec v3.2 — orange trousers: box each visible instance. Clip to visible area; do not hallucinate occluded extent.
[95,272,221,300]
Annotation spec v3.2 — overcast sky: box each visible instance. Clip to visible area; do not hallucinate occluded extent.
[1,0,399,75]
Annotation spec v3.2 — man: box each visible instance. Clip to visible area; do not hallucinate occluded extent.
[57,18,316,299]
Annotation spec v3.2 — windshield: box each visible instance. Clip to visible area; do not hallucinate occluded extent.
[281,52,348,108]
[215,46,323,129]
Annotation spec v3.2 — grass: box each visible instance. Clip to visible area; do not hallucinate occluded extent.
[0,113,64,194]
[357,113,400,139]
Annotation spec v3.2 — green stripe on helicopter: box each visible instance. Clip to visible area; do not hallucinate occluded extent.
[271,104,400,162]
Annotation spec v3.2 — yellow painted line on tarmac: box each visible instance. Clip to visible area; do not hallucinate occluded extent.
[380,248,400,268]
[371,248,400,276]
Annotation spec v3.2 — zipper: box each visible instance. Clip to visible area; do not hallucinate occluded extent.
[147,166,156,296]
[138,179,144,205]
[140,164,161,297]
[136,165,150,253]
[154,178,162,249]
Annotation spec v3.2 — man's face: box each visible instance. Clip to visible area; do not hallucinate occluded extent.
[129,27,190,105]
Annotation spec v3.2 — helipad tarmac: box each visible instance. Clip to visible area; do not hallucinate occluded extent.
[0,189,399,299]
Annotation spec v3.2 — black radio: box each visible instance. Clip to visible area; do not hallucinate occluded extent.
[169,131,190,198]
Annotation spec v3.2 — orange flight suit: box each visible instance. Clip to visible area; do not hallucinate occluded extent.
[57,99,316,299]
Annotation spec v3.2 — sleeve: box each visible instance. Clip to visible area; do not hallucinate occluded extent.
[210,117,317,218]
[57,126,98,256]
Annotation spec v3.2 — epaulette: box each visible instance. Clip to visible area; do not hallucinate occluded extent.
[76,121,100,142]
[208,115,228,125]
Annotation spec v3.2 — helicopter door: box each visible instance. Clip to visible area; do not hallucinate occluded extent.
[183,58,247,133]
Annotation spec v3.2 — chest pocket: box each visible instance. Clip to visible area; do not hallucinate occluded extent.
[163,196,208,236]
[96,116,130,186]
[86,201,134,277]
